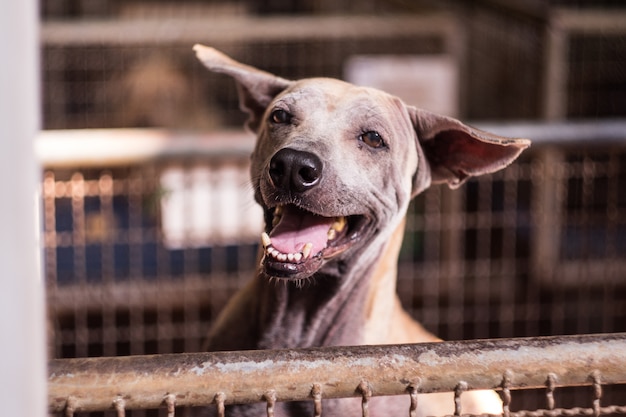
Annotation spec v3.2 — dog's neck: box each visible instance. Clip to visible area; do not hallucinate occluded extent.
[256,219,406,349]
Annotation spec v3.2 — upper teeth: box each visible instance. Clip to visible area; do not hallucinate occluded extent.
[261,232,272,247]
[272,206,283,227]
[332,216,347,232]
[327,217,346,240]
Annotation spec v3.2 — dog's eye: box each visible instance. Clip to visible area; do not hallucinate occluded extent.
[270,109,292,124]
[359,131,386,149]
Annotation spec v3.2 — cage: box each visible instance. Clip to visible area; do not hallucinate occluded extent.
[39,0,626,415]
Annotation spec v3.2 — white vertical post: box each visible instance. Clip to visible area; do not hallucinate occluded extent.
[0,1,46,417]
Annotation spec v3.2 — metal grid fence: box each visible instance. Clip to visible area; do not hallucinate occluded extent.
[42,123,626,361]
[41,12,460,131]
[38,2,626,415]
[41,121,626,415]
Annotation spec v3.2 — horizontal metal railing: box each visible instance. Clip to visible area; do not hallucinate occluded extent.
[49,333,626,416]
[40,14,458,46]
[36,119,626,169]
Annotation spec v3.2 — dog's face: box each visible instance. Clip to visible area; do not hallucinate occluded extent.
[194,45,530,282]
[251,78,421,279]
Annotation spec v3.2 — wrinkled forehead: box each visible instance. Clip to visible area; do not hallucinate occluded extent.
[275,78,406,120]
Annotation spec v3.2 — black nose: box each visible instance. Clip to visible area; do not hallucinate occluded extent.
[269,148,323,193]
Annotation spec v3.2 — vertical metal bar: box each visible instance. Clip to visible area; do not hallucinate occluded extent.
[407,384,419,417]
[128,171,144,355]
[421,189,442,335]
[498,165,520,338]
[99,172,114,283]
[0,3,46,417]
[546,373,556,410]
[71,172,87,284]
[100,171,117,356]
[453,382,467,416]
[358,380,372,417]
[311,383,323,417]
[543,13,568,120]
[501,372,512,417]
[113,397,126,417]
[165,393,176,417]
[591,371,602,417]
[441,186,465,340]
[603,153,619,334]
[71,172,89,357]
[264,390,276,417]
[64,396,77,417]
[531,148,565,334]
[576,156,595,334]
[214,392,226,417]
[43,171,60,358]
[43,171,58,287]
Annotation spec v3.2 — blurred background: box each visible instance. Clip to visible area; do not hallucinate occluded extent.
[39,0,626,412]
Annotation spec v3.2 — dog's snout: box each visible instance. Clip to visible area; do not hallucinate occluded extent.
[269,148,322,193]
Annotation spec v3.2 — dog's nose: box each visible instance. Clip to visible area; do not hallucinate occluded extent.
[269,148,322,193]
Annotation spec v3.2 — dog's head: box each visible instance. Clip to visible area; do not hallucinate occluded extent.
[194,45,530,281]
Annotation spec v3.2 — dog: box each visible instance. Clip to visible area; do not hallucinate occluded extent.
[193,45,530,417]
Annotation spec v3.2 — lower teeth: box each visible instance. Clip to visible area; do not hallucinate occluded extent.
[260,214,344,264]
[262,233,310,264]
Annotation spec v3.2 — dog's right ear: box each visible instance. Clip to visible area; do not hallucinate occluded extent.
[194,45,293,132]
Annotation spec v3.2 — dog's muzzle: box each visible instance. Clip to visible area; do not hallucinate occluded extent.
[258,148,370,281]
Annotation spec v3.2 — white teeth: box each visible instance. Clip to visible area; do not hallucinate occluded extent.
[261,232,272,248]
[302,243,313,260]
[327,228,336,240]
[260,232,312,265]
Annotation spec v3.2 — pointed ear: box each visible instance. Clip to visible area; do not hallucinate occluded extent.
[193,44,293,132]
[409,107,531,190]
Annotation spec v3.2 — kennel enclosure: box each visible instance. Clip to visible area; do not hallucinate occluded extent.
[40,0,626,415]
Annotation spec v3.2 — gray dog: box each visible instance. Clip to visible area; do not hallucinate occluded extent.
[194,45,530,417]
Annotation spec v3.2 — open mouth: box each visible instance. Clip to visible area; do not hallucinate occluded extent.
[260,205,368,280]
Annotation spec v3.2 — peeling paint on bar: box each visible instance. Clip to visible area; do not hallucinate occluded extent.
[48,333,626,413]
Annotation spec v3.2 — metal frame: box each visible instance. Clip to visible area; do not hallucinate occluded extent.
[543,9,626,120]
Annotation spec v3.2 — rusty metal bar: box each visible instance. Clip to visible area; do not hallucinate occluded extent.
[48,333,626,414]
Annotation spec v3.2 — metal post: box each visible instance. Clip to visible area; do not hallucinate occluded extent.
[0,1,46,417]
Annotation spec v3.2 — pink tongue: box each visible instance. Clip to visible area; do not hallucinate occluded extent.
[269,206,334,255]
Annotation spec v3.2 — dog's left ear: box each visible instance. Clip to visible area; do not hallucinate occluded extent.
[194,44,293,132]
[409,107,530,195]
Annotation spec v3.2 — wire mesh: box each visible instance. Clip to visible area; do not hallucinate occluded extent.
[39,1,626,416]
[41,125,626,415]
